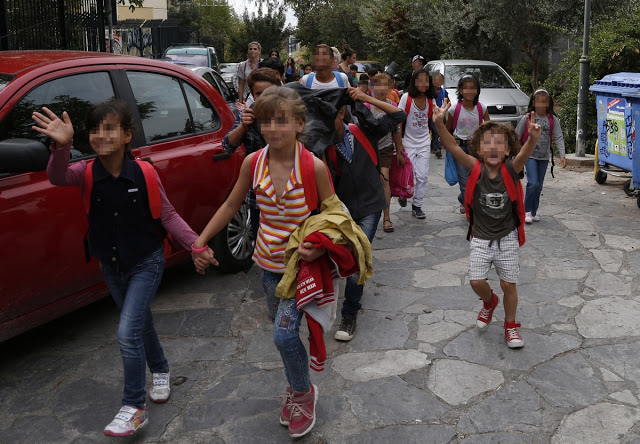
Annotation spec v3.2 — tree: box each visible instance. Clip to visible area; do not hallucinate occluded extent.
[227,1,291,61]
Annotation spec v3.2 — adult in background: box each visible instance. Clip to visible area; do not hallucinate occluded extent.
[237,41,263,104]
[338,45,357,86]
[404,55,425,90]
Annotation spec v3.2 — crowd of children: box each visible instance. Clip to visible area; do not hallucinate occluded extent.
[37,40,567,439]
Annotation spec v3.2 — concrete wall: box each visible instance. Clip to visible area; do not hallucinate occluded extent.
[117,0,168,20]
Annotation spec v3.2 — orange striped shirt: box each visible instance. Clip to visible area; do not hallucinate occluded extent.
[252,142,311,272]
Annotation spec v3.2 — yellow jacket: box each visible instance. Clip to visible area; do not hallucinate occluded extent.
[275,194,374,299]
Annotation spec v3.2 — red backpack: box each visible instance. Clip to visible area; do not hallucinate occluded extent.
[451,102,484,131]
[464,161,526,247]
[250,143,333,212]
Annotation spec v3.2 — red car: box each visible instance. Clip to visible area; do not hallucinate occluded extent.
[0,51,254,342]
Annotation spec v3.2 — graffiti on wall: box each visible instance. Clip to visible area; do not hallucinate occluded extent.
[106,28,153,57]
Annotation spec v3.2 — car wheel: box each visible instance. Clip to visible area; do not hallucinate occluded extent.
[211,200,255,273]
[595,169,607,184]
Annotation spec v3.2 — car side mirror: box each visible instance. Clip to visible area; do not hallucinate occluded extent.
[0,139,50,174]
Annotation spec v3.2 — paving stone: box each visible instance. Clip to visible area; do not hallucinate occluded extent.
[590,249,624,273]
[551,323,576,331]
[427,359,504,405]
[444,330,581,371]
[582,343,640,389]
[372,246,426,261]
[540,265,590,280]
[0,415,66,444]
[458,381,541,434]
[600,367,624,382]
[602,234,640,252]
[527,353,607,408]
[559,219,596,232]
[235,371,287,399]
[369,268,415,290]
[583,271,632,296]
[433,257,469,275]
[3,353,77,393]
[421,286,479,310]
[163,337,238,362]
[344,424,456,443]
[551,402,639,444]
[576,297,640,339]
[346,376,450,425]
[362,286,426,313]
[183,399,279,430]
[557,295,585,308]
[517,279,579,304]
[346,311,410,351]
[225,412,294,443]
[573,231,602,249]
[152,292,213,311]
[610,390,638,405]
[52,377,121,417]
[154,309,233,337]
[331,350,429,382]
[203,376,242,399]
[460,433,534,443]
[413,268,461,289]
[4,391,49,415]
[417,318,468,344]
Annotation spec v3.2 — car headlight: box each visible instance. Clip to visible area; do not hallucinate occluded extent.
[517,105,528,115]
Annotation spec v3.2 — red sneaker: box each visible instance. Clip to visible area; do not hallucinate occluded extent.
[505,321,524,348]
[476,292,499,330]
[288,384,318,438]
[279,386,293,426]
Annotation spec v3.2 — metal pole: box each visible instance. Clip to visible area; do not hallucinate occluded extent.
[105,0,114,53]
[575,0,592,157]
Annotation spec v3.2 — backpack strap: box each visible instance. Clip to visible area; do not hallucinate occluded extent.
[299,144,319,211]
[326,145,339,176]
[464,161,482,241]
[348,124,378,167]
[501,162,526,246]
[404,95,413,118]
[428,98,433,119]
[82,160,95,215]
[477,102,483,125]
[452,102,463,131]
[135,159,162,219]
[306,72,315,88]
[335,73,345,88]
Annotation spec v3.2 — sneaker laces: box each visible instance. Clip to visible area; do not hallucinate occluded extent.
[289,402,313,419]
[478,307,492,322]
[505,323,522,341]
[279,391,293,406]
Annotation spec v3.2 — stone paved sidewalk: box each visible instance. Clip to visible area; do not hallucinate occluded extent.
[2,156,640,443]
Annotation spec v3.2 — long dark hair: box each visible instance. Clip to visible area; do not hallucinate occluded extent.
[86,100,136,157]
[527,88,556,116]
[341,45,355,61]
[407,68,435,99]
[456,74,481,105]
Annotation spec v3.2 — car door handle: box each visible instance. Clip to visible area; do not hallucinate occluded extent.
[212,152,231,161]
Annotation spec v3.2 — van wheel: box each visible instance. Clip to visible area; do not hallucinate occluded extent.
[595,169,607,184]
[210,201,255,273]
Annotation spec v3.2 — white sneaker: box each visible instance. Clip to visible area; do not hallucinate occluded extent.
[525,212,533,224]
[104,405,148,437]
[149,372,170,403]
[532,214,540,222]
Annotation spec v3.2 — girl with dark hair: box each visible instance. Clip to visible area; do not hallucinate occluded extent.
[397,68,441,219]
[285,57,296,82]
[270,49,280,58]
[338,44,356,86]
[33,101,206,436]
[446,74,490,212]
[515,89,566,223]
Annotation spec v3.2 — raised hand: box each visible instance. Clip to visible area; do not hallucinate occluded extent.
[241,108,255,127]
[526,111,542,141]
[432,98,451,126]
[32,107,74,146]
[347,87,368,103]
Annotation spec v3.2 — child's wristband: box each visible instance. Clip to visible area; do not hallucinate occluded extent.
[191,243,208,254]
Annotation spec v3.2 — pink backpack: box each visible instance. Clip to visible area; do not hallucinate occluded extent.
[389,151,414,199]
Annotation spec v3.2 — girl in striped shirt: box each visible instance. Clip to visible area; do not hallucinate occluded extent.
[191,86,334,438]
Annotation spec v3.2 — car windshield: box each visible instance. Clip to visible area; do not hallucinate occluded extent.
[444,65,516,89]
[164,54,208,67]
[0,73,15,92]
[220,64,237,73]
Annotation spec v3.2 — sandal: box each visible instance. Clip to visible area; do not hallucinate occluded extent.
[383,219,394,233]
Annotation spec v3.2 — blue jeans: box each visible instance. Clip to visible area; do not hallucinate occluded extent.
[101,248,168,408]
[454,144,471,204]
[342,211,381,320]
[524,158,549,216]
[261,270,310,392]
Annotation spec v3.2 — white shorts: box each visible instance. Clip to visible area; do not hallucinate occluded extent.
[469,230,519,283]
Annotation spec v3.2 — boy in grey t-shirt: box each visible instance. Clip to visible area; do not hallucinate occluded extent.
[433,100,541,349]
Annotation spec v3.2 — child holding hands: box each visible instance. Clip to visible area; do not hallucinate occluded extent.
[433,99,541,348]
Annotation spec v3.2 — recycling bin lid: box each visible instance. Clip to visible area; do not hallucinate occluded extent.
[590,72,640,96]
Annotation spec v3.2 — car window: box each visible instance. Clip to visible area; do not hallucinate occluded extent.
[202,72,222,95]
[181,82,221,133]
[0,71,115,159]
[444,65,515,89]
[210,71,234,101]
[126,71,194,143]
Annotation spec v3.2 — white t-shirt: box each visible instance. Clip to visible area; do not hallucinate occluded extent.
[398,93,434,148]
[449,102,488,140]
[301,72,350,90]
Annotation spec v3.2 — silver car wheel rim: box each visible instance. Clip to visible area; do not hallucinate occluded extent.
[227,203,254,260]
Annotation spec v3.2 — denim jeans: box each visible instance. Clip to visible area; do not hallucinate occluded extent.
[454,144,471,204]
[261,270,310,392]
[101,248,168,408]
[524,158,549,216]
[342,211,381,320]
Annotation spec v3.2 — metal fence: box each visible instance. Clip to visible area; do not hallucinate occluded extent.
[1,0,106,51]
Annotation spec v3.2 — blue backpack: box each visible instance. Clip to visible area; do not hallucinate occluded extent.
[306,72,345,88]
